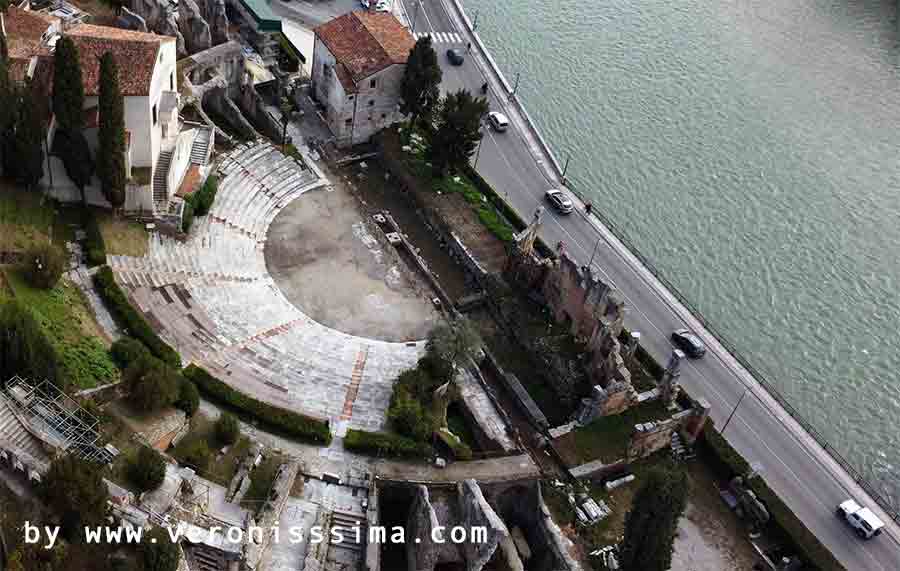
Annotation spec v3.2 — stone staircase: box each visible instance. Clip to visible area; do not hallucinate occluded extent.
[153,149,174,206]
[0,395,47,465]
[191,127,212,165]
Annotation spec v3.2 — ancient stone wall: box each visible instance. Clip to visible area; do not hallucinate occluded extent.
[458,479,510,571]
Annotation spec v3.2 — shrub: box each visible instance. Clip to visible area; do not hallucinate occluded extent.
[141,526,180,571]
[83,211,107,266]
[41,456,109,540]
[0,300,65,390]
[214,413,240,446]
[110,336,152,370]
[344,428,433,458]
[181,201,195,233]
[123,356,180,412]
[183,365,331,445]
[23,243,66,289]
[436,430,472,461]
[388,384,434,442]
[175,379,199,417]
[177,438,212,471]
[190,174,218,216]
[130,445,166,492]
[93,266,181,368]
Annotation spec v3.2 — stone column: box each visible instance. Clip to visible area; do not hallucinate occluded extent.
[682,398,711,445]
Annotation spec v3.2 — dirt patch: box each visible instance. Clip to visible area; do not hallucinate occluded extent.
[264,175,439,342]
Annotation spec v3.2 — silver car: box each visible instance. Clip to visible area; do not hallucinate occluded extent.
[545,189,574,214]
[487,111,509,132]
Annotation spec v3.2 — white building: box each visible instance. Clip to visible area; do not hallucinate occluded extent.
[312,11,415,147]
[3,7,213,215]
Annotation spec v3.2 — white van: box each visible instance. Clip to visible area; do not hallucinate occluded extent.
[836,499,885,540]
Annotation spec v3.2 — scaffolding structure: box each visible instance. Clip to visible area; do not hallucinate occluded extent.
[1,376,117,465]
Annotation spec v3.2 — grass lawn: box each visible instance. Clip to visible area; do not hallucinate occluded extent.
[401,138,515,243]
[171,413,252,486]
[0,183,56,252]
[95,210,149,257]
[3,268,118,389]
[556,399,671,466]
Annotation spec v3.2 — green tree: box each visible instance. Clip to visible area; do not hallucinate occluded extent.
[0,300,64,389]
[400,36,442,132]
[55,129,94,199]
[426,89,488,175]
[177,438,211,471]
[426,320,482,370]
[174,379,199,417]
[214,412,240,445]
[5,84,46,188]
[52,37,85,134]
[140,526,180,571]
[23,242,66,289]
[619,466,689,571]
[130,445,167,492]
[124,357,180,411]
[97,52,126,211]
[41,456,110,540]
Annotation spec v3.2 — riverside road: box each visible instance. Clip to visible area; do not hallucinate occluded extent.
[397,0,900,568]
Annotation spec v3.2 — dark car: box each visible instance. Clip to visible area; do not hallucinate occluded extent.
[446,49,465,66]
[671,328,706,358]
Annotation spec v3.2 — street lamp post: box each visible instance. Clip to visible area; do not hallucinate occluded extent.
[588,237,601,268]
[722,389,748,433]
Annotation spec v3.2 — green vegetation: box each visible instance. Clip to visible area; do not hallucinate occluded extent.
[129,445,167,493]
[84,212,107,266]
[3,272,117,390]
[701,423,844,571]
[93,266,181,368]
[22,242,65,289]
[140,526,181,571]
[172,413,252,485]
[563,399,670,465]
[95,211,149,257]
[0,183,55,251]
[5,83,45,189]
[173,434,213,472]
[436,429,473,461]
[175,379,200,417]
[181,201,195,233]
[185,174,218,216]
[97,52,126,209]
[619,466,688,571]
[123,355,181,412]
[400,35,442,132]
[183,365,332,445]
[41,456,110,540]
[215,412,240,445]
[427,89,489,176]
[344,428,433,459]
[0,298,64,388]
[241,455,283,512]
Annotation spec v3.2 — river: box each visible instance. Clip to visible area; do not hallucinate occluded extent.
[461,0,900,503]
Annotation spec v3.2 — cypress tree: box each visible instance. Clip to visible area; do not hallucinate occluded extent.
[619,466,689,571]
[400,36,442,131]
[97,52,126,211]
[52,36,85,133]
[7,83,46,189]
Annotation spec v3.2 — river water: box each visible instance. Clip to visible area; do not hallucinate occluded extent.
[462,0,900,503]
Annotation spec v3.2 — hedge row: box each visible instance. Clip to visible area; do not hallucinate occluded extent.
[84,212,107,267]
[183,365,331,445]
[185,174,218,217]
[701,423,844,571]
[344,428,433,459]
[93,266,181,368]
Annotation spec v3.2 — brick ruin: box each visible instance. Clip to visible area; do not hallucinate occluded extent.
[503,209,634,416]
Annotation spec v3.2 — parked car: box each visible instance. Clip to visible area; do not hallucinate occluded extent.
[360,0,370,8]
[544,189,574,214]
[670,328,706,358]
[375,0,390,12]
[487,111,509,132]
[446,48,465,66]
[836,499,884,539]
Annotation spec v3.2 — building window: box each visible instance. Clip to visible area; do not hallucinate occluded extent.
[369,78,376,89]
[345,118,352,125]
[368,100,374,106]
[381,113,386,119]
[170,72,174,91]
[348,95,354,100]
[152,104,158,125]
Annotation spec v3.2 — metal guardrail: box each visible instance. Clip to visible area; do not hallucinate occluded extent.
[563,179,900,522]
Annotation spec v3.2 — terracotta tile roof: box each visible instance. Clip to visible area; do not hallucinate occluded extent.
[3,7,59,61]
[66,24,175,96]
[315,11,414,85]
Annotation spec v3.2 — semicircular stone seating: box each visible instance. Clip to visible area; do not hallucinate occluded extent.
[108,142,425,434]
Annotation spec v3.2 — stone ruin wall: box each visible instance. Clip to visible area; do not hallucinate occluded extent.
[127,0,230,58]
[400,479,580,571]
[626,398,711,461]
[504,243,634,409]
